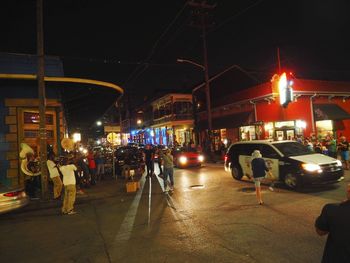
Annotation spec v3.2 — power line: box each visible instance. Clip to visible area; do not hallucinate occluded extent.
[123,2,188,86]
[208,0,265,35]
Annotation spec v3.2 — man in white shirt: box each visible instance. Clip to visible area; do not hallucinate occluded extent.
[47,153,63,199]
[60,159,78,215]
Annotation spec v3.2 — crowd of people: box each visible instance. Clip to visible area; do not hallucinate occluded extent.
[298,135,349,169]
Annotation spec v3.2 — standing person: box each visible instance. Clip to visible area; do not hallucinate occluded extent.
[338,136,349,170]
[95,152,105,181]
[144,144,155,177]
[60,159,78,215]
[251,150,269,205]
[87,151,97,185]
[315,184,350,262]
[155,147,163,176]
[160,149,174,192]
[46,152,63,199]
[324,135,337,159]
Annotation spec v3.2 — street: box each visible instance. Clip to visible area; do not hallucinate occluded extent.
[0,164,349,263]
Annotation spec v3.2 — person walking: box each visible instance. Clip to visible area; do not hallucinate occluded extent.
[87,150,97,184]
[338,136,349,170]
[144,144,155,177]
[46,152,63,199]
[95,152,105,181]
[155,147,163,176]
[251,150,269,205]
[315,184,350,263]
[60,158,78,215]
[160,148,174,192]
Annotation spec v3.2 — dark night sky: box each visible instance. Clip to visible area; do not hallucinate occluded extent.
[1,0,350,129]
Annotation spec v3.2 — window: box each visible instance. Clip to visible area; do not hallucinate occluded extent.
[260,145,279,159]
[24,112,54,125]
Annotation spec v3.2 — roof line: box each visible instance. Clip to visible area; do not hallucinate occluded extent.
[0,73,124,94]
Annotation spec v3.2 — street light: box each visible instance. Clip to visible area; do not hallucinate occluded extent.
[96,120,102,126]
[177,57,213,152]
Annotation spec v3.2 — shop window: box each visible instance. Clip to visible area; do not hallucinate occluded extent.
[24,112,54,125]
[274,121,294,129]
[316,120,333,139]
[240,126,256,141]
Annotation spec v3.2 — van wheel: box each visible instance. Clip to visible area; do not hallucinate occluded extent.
[231,165,243,180]
[284,173,302,190]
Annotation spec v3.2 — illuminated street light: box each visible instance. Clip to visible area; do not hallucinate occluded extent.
[72,132,81,143]
[96,120,102,126]
[137,119,142,125]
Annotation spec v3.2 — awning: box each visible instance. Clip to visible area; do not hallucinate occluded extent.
[197,111,254,130]
[313,104,350,121]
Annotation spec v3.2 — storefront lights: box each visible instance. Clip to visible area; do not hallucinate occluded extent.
[296,120,306,129]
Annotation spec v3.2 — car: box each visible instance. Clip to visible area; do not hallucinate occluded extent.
[115,146,144,176]
[225,140,344,190]
[172,147,205,168]
[0,184,29,214]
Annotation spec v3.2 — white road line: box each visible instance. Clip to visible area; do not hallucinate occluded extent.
[113,175,146,242]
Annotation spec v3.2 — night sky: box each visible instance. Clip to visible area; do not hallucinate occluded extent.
[1,0,350,129]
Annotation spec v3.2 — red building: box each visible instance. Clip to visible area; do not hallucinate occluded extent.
[197,78,350,148]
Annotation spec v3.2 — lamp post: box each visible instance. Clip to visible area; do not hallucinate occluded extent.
[177,58,213,152]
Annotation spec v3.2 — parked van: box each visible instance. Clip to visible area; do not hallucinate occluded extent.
[224,140,344,189]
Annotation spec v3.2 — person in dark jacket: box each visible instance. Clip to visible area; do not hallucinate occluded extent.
[315,184,350,263]
[251,150,269,205]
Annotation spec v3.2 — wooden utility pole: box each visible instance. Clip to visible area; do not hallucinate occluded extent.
[188,0,216,152]
[37,0,49,199]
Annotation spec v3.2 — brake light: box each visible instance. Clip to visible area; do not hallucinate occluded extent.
[3,191,22,197]
[224,155,228,162]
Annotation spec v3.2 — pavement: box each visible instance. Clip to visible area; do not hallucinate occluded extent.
[13,175,140,215]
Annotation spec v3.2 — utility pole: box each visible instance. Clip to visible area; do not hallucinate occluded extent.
[37,0,49,199]
[188,0,216,152]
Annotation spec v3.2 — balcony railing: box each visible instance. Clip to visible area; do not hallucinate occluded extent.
[153,113,193,125]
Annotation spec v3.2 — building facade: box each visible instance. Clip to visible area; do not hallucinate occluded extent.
[196,78,350,147]
[0,53,66,188]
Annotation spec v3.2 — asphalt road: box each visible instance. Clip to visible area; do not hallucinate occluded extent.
[0,164,348,263]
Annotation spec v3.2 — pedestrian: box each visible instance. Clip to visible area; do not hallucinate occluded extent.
[46,152,63,199]
[87,150,97,184]
[251,150,269,205]
[155,147,163,176]
[338,136,349,170]
[95,152,105,181]
[324,135,337,159]
[143,144,155,177]
[315,184,350,263]
[60,158,78,215]
[160,148,174,192]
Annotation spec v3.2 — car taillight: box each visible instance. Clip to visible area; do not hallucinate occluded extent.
[224,155,228,162]
[3,191,22,197]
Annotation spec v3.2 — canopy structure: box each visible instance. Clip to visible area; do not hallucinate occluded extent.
[313,104,350,121]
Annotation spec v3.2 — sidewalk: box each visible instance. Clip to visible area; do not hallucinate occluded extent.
[13,177,138,214]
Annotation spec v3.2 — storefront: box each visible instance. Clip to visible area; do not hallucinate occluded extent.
[197,77,350,143]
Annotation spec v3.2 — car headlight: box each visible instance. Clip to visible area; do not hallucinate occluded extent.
[179,156,188,164]
[198,155,204,162]
[336,160,342,166]
[302,163,322,173]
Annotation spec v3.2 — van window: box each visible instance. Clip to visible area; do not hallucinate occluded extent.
[260,145,279,159]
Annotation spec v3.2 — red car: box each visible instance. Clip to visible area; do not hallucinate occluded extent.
[172,147,204,168]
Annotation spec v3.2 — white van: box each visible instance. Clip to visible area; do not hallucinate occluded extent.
[224,140,344,189]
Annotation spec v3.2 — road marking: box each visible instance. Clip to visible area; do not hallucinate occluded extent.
[113,175,146,242]
[148,176,152,226]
